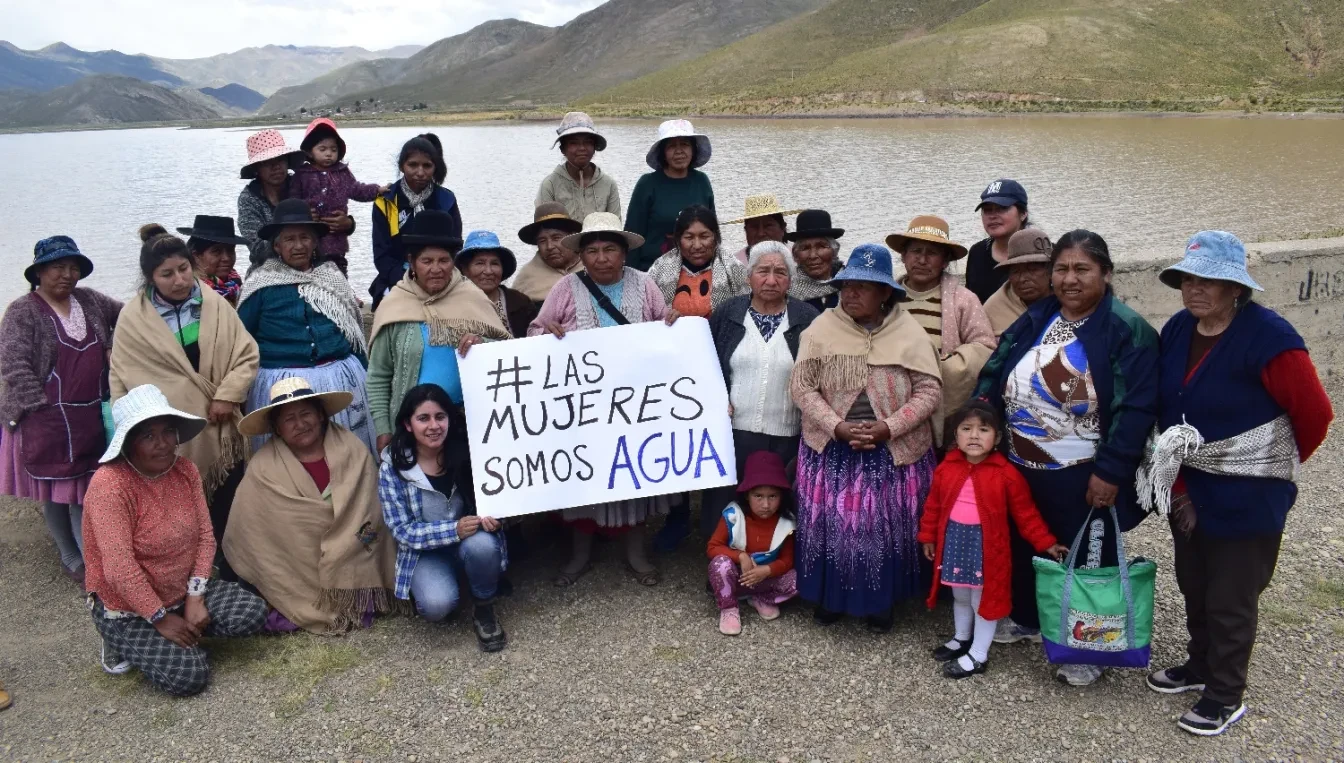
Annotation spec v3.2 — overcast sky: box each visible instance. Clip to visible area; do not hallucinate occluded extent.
[3,0,606,59]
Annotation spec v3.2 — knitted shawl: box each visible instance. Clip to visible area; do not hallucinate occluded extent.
[648,247,748,312]
[238,258,367,355]
[1136,416,1300,517]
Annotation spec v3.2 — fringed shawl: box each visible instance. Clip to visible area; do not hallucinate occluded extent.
[370,268,512,347]
[648,247,748,312]
[511,255,584,304]
[238,258,367,355]
[794,306,942,394]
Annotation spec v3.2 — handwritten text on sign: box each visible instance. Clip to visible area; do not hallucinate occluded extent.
[458,318,737,518]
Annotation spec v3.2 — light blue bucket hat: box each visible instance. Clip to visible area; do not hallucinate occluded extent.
[455,230,517,280]
[828,243,905,295]
[1159,230,1263,291]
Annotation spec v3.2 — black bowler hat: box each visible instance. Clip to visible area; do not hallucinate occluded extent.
[176,215,249,246]
[400,210,465,252]
[257,199,330,242]
[783,209,845,242]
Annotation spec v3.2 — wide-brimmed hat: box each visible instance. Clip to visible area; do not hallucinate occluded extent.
[400,209,465,252]
[975,178,1028,211]
[736,451,792,494]
[455,230,517,280]
[1159,230,1263,291]
[561,212,645,253]
[257,199,330,243]
[829,243,904,294]
[518,202,582,245]
[176,215,249,247]
[300,117,345,160]
[99,384,207,464]
[26,236,94,285]
[646,119,712,171]
[784,209,844,242]
[996,228,1053,269]
[885,215,969,261]
[240,129,302,179]
[552,111,607,152]
[725,193,804,225]
[238,377,353,438]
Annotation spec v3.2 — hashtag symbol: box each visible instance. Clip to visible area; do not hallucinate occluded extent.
[485,356,533,404]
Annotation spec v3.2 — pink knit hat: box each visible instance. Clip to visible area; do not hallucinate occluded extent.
[240,129,302,179]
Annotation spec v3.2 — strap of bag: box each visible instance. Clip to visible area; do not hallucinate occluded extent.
[1058,505,1137,650]
[576,272,631,326]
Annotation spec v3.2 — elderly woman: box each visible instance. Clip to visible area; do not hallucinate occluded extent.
[238,130,354,273]
[372,133,462,306]
[177,215,247,305]
[886,215,997,442]
[783,209,845,310]
[225,378,399,634]
[790,243,943,631]
[110,226,259,558]
[456,230,538,338]
[984,228,1053,336]
[537,112,621,222]
[1140,232,1332,736]
[83,385,266,694]
[238,199,375,453]
[974,229,1158,686]
[0,236,122,585]
[625,119,715,271]
[727,193,801,264]
[530,212,681,586]
[367,210,512,453]
[649,205,748,318]
[965,179,1031,303]
[512,203,585,307]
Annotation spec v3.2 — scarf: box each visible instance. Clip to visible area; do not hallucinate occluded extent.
[238,258,367,355]
[400,178,434,214]
[1136,416,1300,517]
[984,281,1028,336]
[369,268,512,347]
[109,284,259,496]
[649,247,747,312]
[223,425,399,634]
[794,305,943,393]
[512,255,585,303]
[206,270,242,305]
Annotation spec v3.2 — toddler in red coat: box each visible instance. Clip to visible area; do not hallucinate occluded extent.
[918,401,1067,678]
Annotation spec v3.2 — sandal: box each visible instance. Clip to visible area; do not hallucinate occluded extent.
[627,564,659,587]
[552,563,591,588]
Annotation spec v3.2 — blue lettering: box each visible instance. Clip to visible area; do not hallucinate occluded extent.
[671,429,695,476]
[694,429,727,479]
[637,432,670,484]
[606,436,641,490]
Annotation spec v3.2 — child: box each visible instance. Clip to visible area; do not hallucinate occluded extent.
[706,451,798,636]
[292,117,388,276]
[917,400,1068,678]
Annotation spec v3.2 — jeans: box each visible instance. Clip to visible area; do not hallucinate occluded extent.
[410,532,504,622]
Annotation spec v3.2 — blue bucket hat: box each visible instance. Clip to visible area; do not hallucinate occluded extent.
[26,236,94,285]
[828,243,905,295]
[1159,230,1263,292]
[455,230,517,281]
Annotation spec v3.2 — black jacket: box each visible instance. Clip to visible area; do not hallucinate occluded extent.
[708,294,820,390]
[965,238,1009,304]
[501,285,539,339]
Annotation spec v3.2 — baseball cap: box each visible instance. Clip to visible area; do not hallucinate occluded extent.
[976,178,1029,211]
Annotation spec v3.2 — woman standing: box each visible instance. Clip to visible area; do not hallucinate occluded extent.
[512,203,585,308]
[1141,232,1332,736]
[790,243,943,631]
[178,216,248,306]
[784,209,845,311]
[0,237,122,585]
[726,193,801,264]
[371,133,462,305]
[536,112,621,222]
[965,179,1031,303]
[974,229,1159,686]
[648,205,748,318]
[983,229,1053,337]
[625,120,715,271]
[455,230,538,338]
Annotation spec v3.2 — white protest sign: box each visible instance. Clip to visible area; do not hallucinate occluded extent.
[458,317,737,518]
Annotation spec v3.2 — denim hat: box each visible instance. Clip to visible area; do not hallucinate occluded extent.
[1159,230,1263,291]
[455,230,517,281]
[829,243,905,294]
[26,236,94,285]
[975,178,1028,211]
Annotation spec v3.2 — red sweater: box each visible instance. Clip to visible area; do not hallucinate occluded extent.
[917,450,1058,620]
[707,511,795,577]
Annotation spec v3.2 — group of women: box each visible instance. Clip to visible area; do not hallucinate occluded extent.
[0,114,1332,739]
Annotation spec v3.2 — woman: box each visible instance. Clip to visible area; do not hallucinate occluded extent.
[367,210,512,453]
[512,202,585,307]
[783,209,844,311]
[110,226,259,556]
[455,230,538,338]
[984,228,1053,337]
[648,205,748,318]
[536,112,621,223]
[974,229,1159,687]
[529,212,681,586]
[726,193,801,264]
[886,215,996,442]
[0,236,122,585]
[371,133,462,305]
[83,385,266,695]
[1140,231,1332,736]
[379,384,508,651]
[237,198,375,453]
[225,378,399,634]
[965,178,1031,303]
[625,119,715,272]
[178,215,248,305]
[704,241,819,537]
[790,243,942,631]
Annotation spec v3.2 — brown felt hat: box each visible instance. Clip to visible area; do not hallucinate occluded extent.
[884,215,968,261]
[996,228,1053,269]
[518,202,582,246]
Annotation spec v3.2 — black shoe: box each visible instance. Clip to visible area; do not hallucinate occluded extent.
[1177,698,1246,737]
[943,655,987,679]
[473,603,508,653]
[1147,664,1206,695]
[932,638,971,662]
[813,606,843,626]
[866,612,893,634]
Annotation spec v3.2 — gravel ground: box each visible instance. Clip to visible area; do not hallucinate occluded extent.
[2,401,1342,762]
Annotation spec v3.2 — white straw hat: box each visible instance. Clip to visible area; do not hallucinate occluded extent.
[552,111,607,151]
[238,377,354,437]
[100,385,207,464]
[724,193,804,225]
[646,119,712,171]
[560,212,646,254]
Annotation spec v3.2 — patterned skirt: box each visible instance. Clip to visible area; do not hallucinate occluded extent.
[795,440,935,617]
[245,355,377,455]
[940,521,985,589]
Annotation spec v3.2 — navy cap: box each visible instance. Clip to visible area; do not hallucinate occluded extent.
[976,178,1028,211]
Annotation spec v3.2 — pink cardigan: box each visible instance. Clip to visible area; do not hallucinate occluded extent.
[527,270,668,336]
[934,275,997,359]
[790,361,942,466]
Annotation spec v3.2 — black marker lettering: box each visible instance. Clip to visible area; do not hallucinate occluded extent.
[483,406,518,444]
[480,457,504,496]
[669,376,704,421]
[578,389,601,426]
[521,401,549,437]
[637,383,666,424]
[581,350,605,384]
[573,445,594,481]
[608,386,635,425]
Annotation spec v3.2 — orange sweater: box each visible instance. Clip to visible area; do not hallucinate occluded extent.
[707,512,795,577]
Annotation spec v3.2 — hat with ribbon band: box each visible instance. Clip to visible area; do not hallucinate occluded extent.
[885,215,969,261]
[518,202,582,246]
[238,377,354,437]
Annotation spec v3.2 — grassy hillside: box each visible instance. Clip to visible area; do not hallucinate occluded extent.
[0,74,219,128]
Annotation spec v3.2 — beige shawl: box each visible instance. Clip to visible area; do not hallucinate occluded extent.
[223,425,398,635]
[370,269,512,347]
[795,305,942,391]
[984,281,1029,337]
[511,255,584,304]
[109,284,259,496]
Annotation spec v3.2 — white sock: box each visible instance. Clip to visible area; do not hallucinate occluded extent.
[948,587,973,648]
[969,589,996,663]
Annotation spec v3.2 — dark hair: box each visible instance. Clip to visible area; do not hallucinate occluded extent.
[398,133,446,185]
[673,204,721,248]
[407,239,463,262]
[1050,229,1113,273]
[737,484,796,522]
[657,137,698,170]
[138,223,195,283]
[268,398,330,441]
[949,399,1002,437]
[578,231,630,254]
[186,236,234,258]
[389,384,468,473]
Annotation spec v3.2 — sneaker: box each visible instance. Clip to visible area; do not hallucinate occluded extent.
[719,607,742,636]
[1178,698,1247,737]
[748,597,781,621]
[1147,664,1207,695]
[472,603,508,653]
[993,618,1042,644]
[100,642,131,675]
[1055,663,1104,687]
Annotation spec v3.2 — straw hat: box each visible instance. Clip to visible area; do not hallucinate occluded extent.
[646,119,712,171]
[99,385,207,464]
[724,193,804,225]
[237,377,354,437]
[995,228,1053,269]
[884,215,969,261]
[1159,230,1263,291]
[518,202,582,245]
[552,111,607,152]
[240,129,302,179]
[560,212,645,253]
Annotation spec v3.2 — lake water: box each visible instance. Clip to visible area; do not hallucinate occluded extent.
[2,116,1343,303]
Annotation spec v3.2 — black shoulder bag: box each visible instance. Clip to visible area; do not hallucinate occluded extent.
[576,272,631,326]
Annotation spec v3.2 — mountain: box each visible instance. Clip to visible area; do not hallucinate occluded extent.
[0,74,220,128]
[152,44,423,95]
[0,40,182,91]
[199,83,266,111]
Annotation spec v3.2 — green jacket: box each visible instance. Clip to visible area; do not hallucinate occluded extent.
[366,321,423,437]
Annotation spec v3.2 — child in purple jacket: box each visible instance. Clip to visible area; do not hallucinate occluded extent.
[292,117,388,275]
